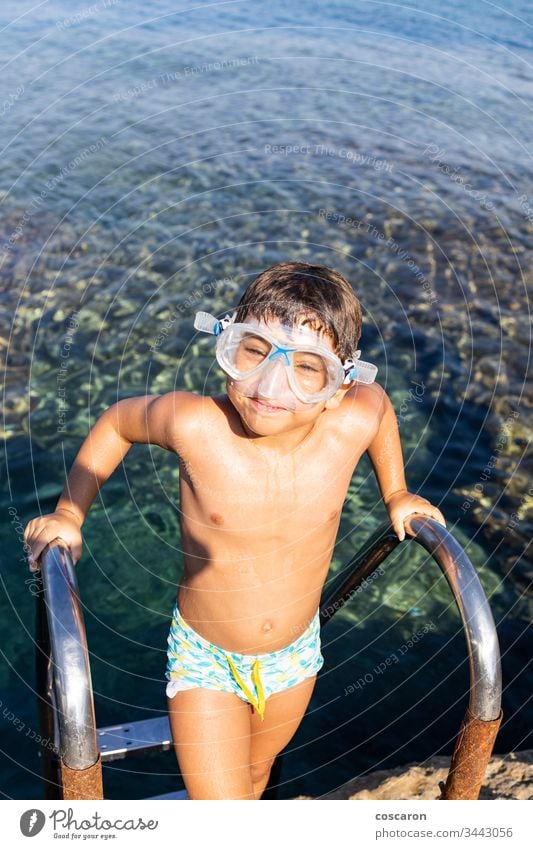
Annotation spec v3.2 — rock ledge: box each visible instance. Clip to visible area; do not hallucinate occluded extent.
[295,750,533,800]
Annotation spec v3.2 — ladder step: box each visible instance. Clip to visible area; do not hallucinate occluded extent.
[97,716,172,762]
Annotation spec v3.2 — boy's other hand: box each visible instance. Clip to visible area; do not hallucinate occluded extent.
[385,490,446,542]
[23,509,83,571]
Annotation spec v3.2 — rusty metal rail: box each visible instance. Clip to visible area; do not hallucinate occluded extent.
[35,539,103,799]
[319,516,502,799]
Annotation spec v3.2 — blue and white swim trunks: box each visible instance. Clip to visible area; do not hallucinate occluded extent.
[166,602,324,720]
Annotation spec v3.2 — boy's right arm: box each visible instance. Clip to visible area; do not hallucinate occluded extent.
[23,392,187,570]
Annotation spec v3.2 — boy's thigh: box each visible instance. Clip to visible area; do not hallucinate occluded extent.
[167,687,254,800]
[249,673,317,773]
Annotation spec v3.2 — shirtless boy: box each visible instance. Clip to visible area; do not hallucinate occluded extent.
[24,261,445,800]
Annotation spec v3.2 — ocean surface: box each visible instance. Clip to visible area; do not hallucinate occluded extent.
[0,0,531,799]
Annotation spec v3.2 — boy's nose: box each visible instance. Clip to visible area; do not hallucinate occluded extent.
[256,357,291,400]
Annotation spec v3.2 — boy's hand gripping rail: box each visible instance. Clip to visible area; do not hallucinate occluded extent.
[36,539,103,799]
[319,516,503,800]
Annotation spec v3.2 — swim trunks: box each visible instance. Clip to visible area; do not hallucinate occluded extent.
[165,602,324,720]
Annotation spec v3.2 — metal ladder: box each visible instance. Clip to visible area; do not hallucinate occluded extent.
[35,516,502,800]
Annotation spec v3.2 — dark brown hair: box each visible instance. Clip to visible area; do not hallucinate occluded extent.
[235,261,362,360]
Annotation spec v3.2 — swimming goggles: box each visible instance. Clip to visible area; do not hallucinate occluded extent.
[194,311,377,406]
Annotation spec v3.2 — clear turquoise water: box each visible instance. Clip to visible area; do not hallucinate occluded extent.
[1,0,531,799]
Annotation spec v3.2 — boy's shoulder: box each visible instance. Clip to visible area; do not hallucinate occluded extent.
[148,390,227,451]
[342,381,388,414]
[332,381,390,439]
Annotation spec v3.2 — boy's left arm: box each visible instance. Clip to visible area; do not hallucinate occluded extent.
[366,387,446,541]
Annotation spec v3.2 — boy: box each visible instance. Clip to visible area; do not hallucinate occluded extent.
[24,261,445,800]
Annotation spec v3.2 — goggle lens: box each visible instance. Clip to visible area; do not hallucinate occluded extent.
[291,351,330,395]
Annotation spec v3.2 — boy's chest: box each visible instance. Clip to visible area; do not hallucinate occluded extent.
[178,434,360,530]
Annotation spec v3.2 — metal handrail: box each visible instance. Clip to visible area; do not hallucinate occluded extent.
[37,539,99,771]
[35,518,502,800]
[405,515,501,721]
[319,515,502,799]
[319,516,502,721]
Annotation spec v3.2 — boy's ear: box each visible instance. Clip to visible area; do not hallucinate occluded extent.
[324,381,355,410]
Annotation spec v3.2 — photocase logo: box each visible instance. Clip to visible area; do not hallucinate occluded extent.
[20,809,46,837]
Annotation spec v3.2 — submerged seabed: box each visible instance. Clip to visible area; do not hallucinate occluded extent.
[0,0,531,799]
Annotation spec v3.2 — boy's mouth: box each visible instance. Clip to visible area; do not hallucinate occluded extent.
[249,397,289,414]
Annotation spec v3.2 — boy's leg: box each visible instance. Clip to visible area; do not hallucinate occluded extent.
[249,673,317,799]
[167,688,254,799]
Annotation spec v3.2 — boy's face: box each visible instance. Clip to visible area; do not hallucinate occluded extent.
[225,316,351,438]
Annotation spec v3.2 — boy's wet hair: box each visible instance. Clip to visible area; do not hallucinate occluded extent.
[235,261,363,360]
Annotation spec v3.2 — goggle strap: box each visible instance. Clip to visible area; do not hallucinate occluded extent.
[343,353,378,385]
[343,352,360,381]
[194,311,234,335]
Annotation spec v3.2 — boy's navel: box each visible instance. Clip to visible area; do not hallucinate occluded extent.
[262,620,273,632]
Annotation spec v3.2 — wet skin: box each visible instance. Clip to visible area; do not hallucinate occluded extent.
[24,322,445,655]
